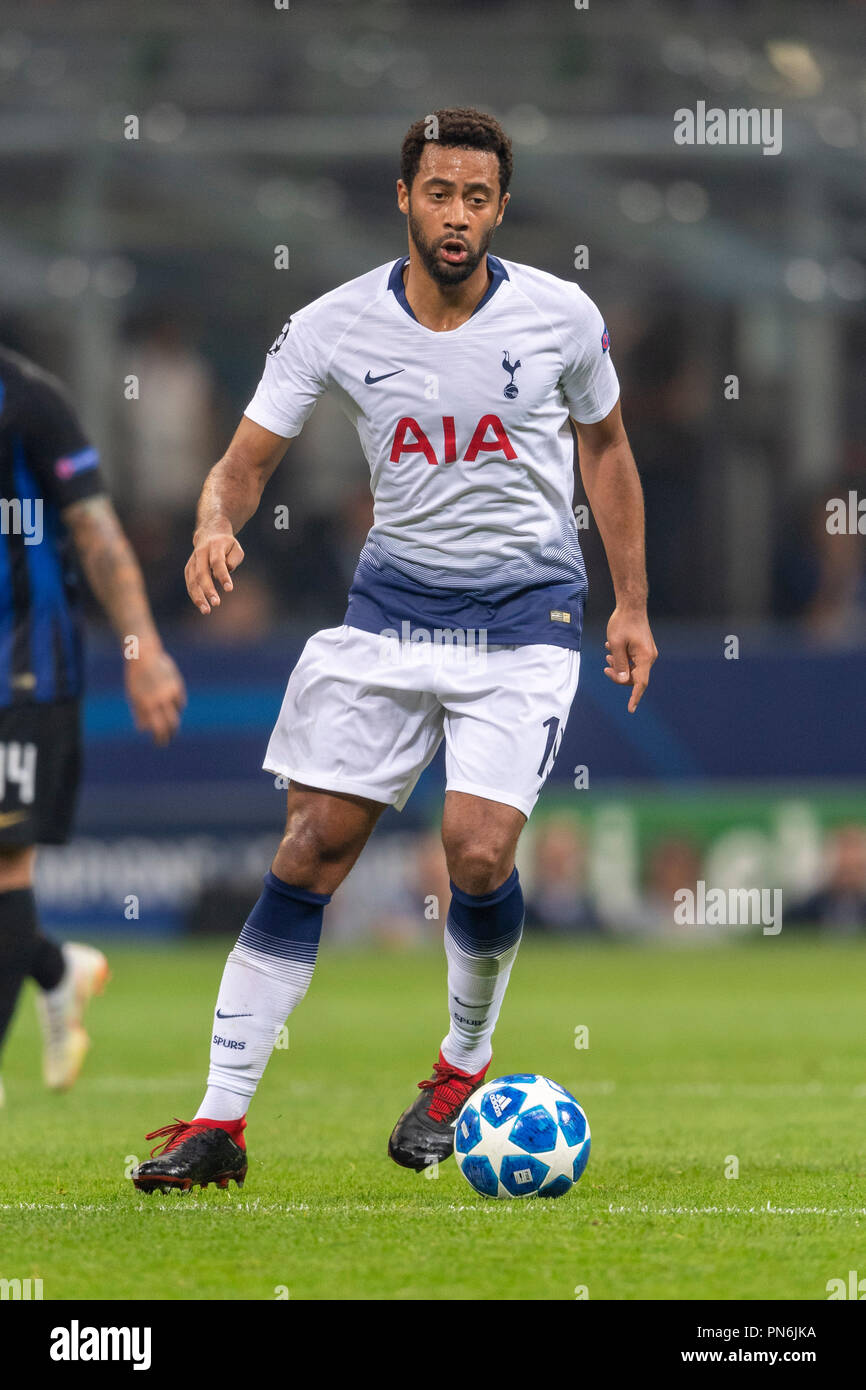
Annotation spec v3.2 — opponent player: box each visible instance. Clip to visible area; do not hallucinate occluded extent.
[131,108,656,1192]
[0,345,185,1104]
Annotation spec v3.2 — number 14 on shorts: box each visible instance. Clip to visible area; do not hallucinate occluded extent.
[0,741,37,805]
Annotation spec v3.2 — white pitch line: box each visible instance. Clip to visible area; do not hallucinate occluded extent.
[2,1199,864,1218]
[606,1202,866,1216]
[0,1200,440,1215]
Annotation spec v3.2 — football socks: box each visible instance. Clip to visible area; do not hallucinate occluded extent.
[440,867,524,1074]
[195,871,330,1121]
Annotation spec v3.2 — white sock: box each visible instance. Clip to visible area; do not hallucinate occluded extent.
[197,1085,247,1122]
[193,873,327,1121]
[440,928,522,1074]
[193,946,317,1121]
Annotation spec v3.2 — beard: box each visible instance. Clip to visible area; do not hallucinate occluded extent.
[407,207,496,286]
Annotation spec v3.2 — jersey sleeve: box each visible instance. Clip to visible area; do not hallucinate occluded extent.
[21,372,107,508]
[560,289,620,424]
[243,310,328,438]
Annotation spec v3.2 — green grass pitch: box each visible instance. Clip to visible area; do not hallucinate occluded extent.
[1,937,864,1301]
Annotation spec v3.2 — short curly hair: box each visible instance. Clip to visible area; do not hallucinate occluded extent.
[400,107,513,199]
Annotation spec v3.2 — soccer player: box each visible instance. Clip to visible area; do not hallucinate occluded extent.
[0,345,185,1104]
[131,107,657,1193]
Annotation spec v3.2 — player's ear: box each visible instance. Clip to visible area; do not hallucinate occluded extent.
[396,179,409,215]
[495,191,510,226]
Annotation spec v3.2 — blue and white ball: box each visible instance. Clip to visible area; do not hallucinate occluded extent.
[454,1074,590,1199]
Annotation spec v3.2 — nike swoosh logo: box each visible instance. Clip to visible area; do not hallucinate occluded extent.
[0,810,28,828]
[364,368,404,384]
[216,1009,253,1019]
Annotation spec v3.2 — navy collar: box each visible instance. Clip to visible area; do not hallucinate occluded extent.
[388,254,509,324]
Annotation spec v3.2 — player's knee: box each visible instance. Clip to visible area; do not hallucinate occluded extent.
[0,845,35,892]
[278,815,341,870]
[274,801,364,889]
[444,837,512,896]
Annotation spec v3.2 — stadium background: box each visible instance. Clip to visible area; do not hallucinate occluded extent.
[1,0,864,945]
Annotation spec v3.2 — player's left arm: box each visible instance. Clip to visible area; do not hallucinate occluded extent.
[573,400,658,713]
[63,495,186,745]
[18,367,185,745]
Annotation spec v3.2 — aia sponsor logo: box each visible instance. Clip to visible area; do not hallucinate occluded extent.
[390,415,516,467]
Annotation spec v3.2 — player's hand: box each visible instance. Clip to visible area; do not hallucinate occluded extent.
[604,607,658,713]
[185,525,244,614]
[124,643,186,746]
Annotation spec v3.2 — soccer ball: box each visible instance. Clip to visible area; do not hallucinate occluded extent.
[454,1074,590,1199]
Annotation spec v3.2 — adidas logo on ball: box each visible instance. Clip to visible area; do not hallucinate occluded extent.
[489,1092,512,1118]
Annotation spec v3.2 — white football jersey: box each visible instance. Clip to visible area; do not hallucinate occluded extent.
[245,255,619,648]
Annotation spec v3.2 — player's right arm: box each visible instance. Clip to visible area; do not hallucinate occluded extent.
[189,304,327,613]
[185,416,290,615]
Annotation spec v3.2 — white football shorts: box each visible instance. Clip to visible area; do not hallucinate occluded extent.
[264,625,581,819]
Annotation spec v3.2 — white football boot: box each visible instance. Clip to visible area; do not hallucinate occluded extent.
[36,943,109,1091]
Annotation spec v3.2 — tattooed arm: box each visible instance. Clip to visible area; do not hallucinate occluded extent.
[63,495,186,745]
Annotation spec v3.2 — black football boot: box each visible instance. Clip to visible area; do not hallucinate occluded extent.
[130,1117,247,1193]
[388,1051,489,1171]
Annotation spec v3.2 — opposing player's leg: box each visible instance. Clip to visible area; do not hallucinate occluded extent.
[388,793,526,1169]
[0,848,39,1102]
[0,863,107,1102]
[36,940,110,1091]
[131,783,385,1192]
[0,699,107,1101]
[388,641,580,1170]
